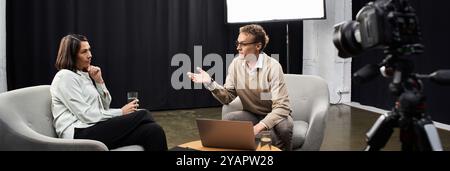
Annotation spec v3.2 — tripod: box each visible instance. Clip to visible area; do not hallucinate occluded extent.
[359,50,444,151]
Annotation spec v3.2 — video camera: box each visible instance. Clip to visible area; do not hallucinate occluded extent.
[331,0,450,151]
[333,0,422,58]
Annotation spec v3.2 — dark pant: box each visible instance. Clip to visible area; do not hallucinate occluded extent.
[74,109,168,151]
[223,110,293,151]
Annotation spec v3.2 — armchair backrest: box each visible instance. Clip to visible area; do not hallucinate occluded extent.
[284,74,329,124]
[0,85,57,138]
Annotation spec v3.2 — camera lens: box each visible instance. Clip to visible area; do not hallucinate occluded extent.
[333,21,363,58]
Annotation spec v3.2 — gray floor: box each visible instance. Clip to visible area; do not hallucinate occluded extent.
[152,105,450,151]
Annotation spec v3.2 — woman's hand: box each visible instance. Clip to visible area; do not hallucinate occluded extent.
[88,65,104,84]
[187,67,212,84]
[121,99,139,115]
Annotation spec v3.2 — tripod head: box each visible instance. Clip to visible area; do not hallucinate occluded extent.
[355,51,449,151]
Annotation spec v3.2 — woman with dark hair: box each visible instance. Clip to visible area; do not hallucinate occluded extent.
[50,34,167,151]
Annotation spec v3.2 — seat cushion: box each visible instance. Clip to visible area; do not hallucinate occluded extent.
[292,120,308,149]
[110,145,145,151]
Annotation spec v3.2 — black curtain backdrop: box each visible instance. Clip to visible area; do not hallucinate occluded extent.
[351,0,450,124]
[6,0,302,111]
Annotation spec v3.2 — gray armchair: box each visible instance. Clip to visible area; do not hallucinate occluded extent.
[0,85,143,151]
[222,74,330,151]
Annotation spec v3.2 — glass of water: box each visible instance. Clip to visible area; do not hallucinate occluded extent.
[127,91,138,103]
[259,130,272,151]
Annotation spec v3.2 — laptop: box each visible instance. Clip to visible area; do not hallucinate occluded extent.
[196,118,257,150]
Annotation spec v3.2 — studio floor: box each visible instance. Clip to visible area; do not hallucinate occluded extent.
[152,105,450,151]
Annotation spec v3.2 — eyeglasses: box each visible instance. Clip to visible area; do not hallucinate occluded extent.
[236,41,258,47]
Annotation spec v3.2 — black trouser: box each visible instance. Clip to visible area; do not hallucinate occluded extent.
[74,109,168,151]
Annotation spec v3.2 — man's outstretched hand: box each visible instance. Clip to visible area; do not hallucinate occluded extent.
[187,67,212,84]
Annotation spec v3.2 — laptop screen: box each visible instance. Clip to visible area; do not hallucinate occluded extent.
[196,118,257,150]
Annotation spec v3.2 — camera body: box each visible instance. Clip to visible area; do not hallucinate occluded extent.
[333,0,422,58]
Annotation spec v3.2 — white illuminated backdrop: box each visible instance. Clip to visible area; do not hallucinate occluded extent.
[226,0,325,23]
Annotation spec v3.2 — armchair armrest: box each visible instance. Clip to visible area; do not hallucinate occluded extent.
[0,120,108,151]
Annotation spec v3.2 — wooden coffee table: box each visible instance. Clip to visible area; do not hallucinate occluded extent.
[178,140,281,151]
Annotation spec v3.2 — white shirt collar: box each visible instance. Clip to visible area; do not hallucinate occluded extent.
[255,53,264,69]
[241,53,264,68]
[241,53,264,75]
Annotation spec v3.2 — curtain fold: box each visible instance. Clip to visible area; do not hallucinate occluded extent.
[0,0,5,93]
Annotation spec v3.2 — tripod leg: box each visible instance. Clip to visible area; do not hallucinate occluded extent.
[365,112,397,151]
[412,119,443,151]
